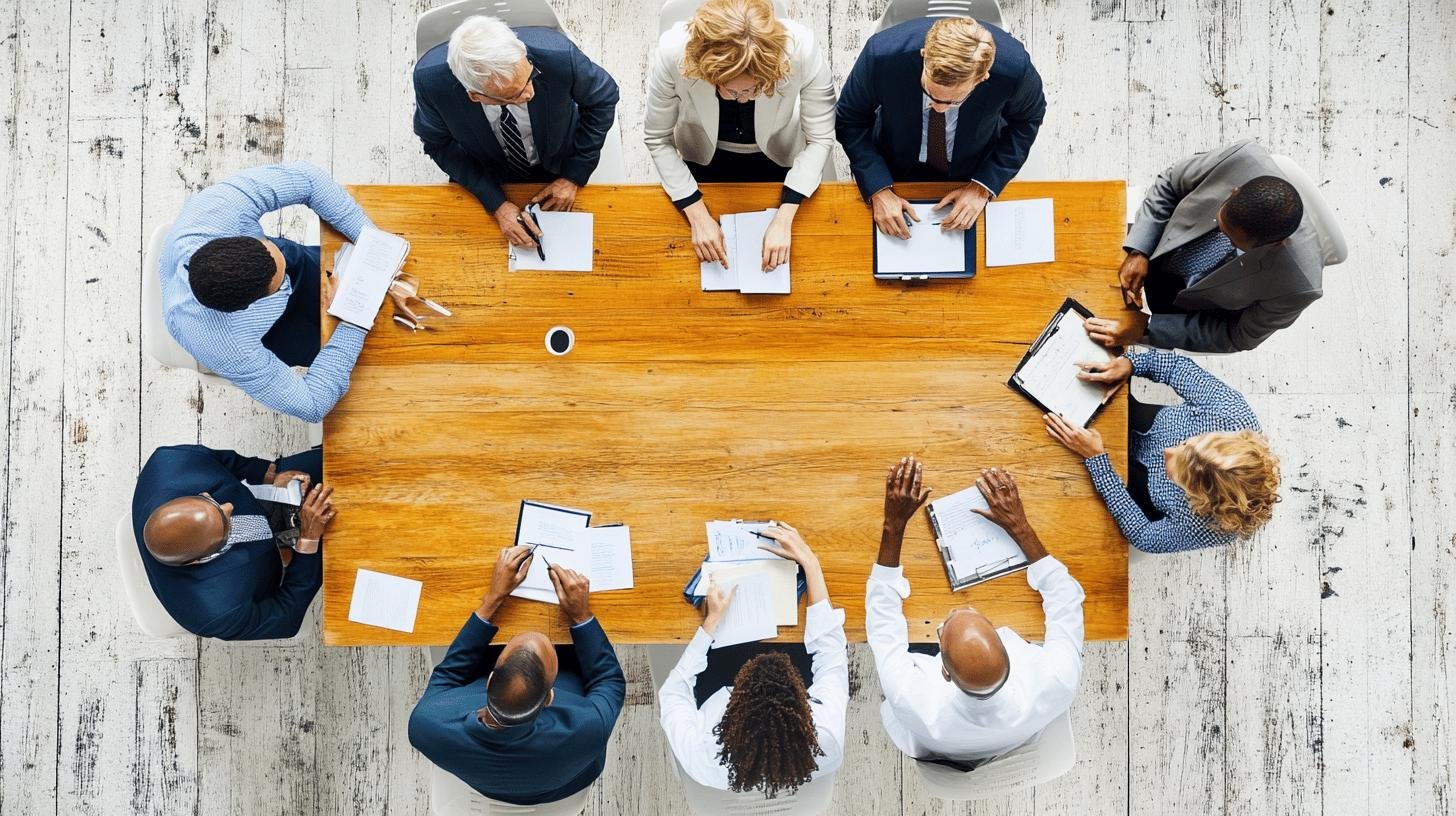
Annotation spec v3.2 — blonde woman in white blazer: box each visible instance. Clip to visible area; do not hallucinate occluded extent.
[644,0,837,273]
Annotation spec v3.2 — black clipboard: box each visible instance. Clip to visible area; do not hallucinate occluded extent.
[1006,297,1117,427]
[513,500,592,548]
[871,199,977,281]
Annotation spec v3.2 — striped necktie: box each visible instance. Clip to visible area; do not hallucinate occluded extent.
[498,105,533,180]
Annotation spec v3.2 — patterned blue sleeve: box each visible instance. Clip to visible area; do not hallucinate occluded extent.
[232,161,373,241]
[1127,350,1254,422]
[220,323,367,423]
[1084,454,1222,554]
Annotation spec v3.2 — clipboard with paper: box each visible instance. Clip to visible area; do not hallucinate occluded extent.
[1006,298,1118,428]
[926,485,1030,591]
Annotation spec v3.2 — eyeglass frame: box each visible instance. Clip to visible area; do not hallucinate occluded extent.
[476,62,542,105]
[935,620,1011,700]
[187,493,235,565]
[717,81,765,102]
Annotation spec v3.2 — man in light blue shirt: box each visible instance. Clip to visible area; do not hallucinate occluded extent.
[160,162,374,422]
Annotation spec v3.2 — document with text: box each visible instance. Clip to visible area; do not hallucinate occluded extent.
[327,227,410,329]
[873,202,966,276]
[1011,306,1116,427]
[708,572,777,648]
[347,568,423,633]
[985,198,1055,266]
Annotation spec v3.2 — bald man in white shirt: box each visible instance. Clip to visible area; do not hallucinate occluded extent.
[866,457,1085,764]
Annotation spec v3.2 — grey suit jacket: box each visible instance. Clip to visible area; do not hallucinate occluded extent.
[1126,140,1324,353]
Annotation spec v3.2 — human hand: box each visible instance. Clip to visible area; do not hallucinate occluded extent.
[1084,310,1150,349]
[933,183,991,231]
[883,456,932,533]
[548,563,592,625]
[1076,356,1134,387]
[683,201,728,268]
[530,178,579,212]
[494,202,541,249]
[1044,412,1107,459]
[477,546,533,620]
[761,206,795,271]
[1118,251,1149,308]
[296,483,335,543]
[970,467,1031,535]
[701,579,736,636]
[871,188,917,240]
[272,469,312,494]
[757,522,818,568]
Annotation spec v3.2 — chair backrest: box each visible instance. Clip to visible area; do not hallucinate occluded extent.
[142,222,212,374]
[912,711,1075,801]
[659,0,790,35]
[586,118,628,185]
[113,514,191,639]
[429,763,591,816]
[675,759,835,816]
[416,0,566,60]
[875,0,1005,33]
[1269,154,1348,266]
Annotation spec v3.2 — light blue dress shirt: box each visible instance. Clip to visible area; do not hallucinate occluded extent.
[917,93,959,165]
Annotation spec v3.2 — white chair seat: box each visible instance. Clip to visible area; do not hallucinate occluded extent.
[114,514,190,639]
[874,0,1005,33]
[143,221,216,375]
[912,710,1075,801]
[1270,154,1348,266]
[416,0,567,59]
[429,762,591,816]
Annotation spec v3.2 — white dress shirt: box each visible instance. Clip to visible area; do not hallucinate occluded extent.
[916,94,994,197]
[481,103,540,166]
[865,557,1084,761]
[658,599,849,790]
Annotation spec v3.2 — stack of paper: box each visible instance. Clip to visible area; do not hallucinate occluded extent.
[508,205,594,272]
[700,209,790,294]
[510,500,634,605]
[688,520,799,648]
[327,226,410,329]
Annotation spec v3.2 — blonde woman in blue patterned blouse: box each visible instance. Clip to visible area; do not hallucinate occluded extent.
[1043,349,1280,553]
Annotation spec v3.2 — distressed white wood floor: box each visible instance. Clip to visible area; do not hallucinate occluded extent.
[1,0,1451,813]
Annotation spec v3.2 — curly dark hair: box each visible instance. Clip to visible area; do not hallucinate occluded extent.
[713,651,822,798]
[188,236,276,312]
[1223,174,1303,247]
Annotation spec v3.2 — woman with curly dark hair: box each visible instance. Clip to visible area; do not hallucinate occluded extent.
[658,522,848,801]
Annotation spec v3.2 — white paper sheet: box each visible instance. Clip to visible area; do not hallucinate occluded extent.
[698,559,798,627]
[985,198,1056,266]
[1013,309,1115,427]
[705,521,785,563]
[874,202,966,276]
[511,501,592,604]
[927,486,1027,584]
[347,568,423,633]
[246,479,302,506]
[579,525,634,592]
[699,209,790,294]
[708,572,777,648]
[327,227,410,329]
[509,207,594,272]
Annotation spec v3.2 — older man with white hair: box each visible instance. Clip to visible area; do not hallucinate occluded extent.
[413,16,619,248]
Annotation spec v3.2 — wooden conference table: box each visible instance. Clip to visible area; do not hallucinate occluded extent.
[320,180,1129,646]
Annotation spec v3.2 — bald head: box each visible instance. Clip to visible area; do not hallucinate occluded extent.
[482,632,558,727]
[143,495,230,566]
[938,608,1010,696]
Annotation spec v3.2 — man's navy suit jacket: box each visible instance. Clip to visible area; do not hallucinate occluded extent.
[835,18,1045,199]
[408,614,626,805]
[131,445,322,640]
[412,27,619,214]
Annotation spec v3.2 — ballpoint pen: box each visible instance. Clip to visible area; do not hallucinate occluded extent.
[518,206,546,262]
[525,541,571,551]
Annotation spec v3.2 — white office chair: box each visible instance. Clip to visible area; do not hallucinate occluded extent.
[416,0,566,59]
[912,711,1075,801]
[1125,184,1145,226]
[675,761,835,816]
[143,222,217,376]
[1270,154,1348,266]
[113,514,191,639]
[659,0,788,34]
[874,0,1004,32]
[429,764,591,816]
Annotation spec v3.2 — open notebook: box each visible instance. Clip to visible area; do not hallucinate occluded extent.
[327,227,410,329]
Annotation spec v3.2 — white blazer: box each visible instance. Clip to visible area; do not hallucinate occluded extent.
[644,19,837,202]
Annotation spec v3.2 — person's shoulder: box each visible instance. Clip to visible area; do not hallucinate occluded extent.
[865,17,933,56]
[413,41,455,84]
[518,25,578,59]
[985,22,1033,76]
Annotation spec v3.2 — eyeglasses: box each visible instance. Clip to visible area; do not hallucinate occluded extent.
[188,493,234,565]
[921,77,975,108]
[936,621,1010,699]
[479,63,541,105]
[719,83,764,102]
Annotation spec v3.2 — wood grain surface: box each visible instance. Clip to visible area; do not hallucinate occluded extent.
[320,180,1129,645]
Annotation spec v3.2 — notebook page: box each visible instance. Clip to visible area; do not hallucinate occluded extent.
[327,227,409,328]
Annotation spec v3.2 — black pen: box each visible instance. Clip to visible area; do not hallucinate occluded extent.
[520,206,546,262]
[526,541,571,551]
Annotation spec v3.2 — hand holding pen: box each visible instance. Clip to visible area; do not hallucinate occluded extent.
[517,204,546,262]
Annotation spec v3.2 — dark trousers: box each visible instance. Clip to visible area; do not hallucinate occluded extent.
[686,149,789,184]
[692,642,813,707]
[261,238,323,368]
[1127,396,1164,521]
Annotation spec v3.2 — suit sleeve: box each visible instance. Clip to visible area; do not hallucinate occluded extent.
[569,618,627,730]
[643,42,699,203]
[413,74,508,214]
[559,46,619,186]
[198,551,322,640]
[969,61,1046,195]
[426,613,501,691]
[1145,287,1321,352]
[781,35,838,199]
[1125,141,1249,256]
[197,446,273,484]
[836,46,894,200]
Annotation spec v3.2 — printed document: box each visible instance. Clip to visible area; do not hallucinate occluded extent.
[874,203,965,276]
[512,501,591,604]
[708,572,777,648]
[327,227,410,329]
[509,207,594,272]
[579,525,634,592]
[1013,309,1115,427]
[347,568,423,633]
[246,479,303,506]
[705,521,785,563]
[927,486,1027,583]
[698,559,798,626]
[700,209,790,294]
[985,198,1055,266]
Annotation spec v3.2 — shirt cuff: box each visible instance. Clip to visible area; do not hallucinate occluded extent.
[804,599,846,644]
[569,616,597,630]
[868,563,911,598]
[1025,555,1067,589]
[1084,452,1116,477]
[968,179,996,198]
[779,186,807,206]
[689,626,714,654]
[672,190,704,210]
[328,320,368,349]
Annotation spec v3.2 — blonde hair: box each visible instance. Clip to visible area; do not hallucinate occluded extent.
[922,18,996,86]
[1166,430,1281,539]
[681,0,791,96]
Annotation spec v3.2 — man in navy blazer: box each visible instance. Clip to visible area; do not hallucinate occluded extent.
[131,444,335,640]
[836,17,1045,239]
[408,546,626,805]
[413,15,619,250]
